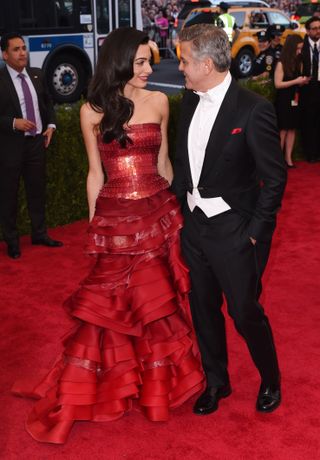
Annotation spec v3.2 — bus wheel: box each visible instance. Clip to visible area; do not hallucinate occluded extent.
[47,54,86,103]
[234,48,254,79]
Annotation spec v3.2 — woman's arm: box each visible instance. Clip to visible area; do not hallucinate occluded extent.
[274,61,310,89]
[80,103,105,221]
[156,93,173,184]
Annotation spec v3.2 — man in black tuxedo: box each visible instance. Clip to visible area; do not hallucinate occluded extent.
[300,16,320,163]
[173,24,287,415]
[0,33,63,259]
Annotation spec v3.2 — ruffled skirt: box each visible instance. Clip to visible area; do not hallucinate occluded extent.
[13,188,204,444]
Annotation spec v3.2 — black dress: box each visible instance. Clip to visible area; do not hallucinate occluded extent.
[275,70,301,130]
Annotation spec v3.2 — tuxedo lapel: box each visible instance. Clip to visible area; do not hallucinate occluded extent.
[199,80,239,182]
[27,68,40,94]
[180,90,200,184]
[1,67,23,117]
[302,38,311,76]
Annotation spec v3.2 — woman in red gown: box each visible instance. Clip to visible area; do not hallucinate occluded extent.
[13,27,204,444]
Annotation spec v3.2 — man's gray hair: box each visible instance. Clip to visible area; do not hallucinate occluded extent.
[179,24,231,72]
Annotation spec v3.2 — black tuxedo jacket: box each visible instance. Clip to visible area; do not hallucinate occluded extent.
[172,79,287,243]
[300,35,320,104]
[301,35,312,77]
[0,66,55,154]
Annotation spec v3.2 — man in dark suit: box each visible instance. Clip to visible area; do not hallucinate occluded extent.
[173,24,287,415]
[300,16,320,163]
[0,33,63,259]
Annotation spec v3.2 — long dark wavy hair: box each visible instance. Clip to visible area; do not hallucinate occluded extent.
[280,34,303,79]
[87,27,149,147]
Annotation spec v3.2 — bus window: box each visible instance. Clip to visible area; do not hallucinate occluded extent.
[80,0,91,14]
[18,0,74,29]
[118,0,131,27]
[1,0,145,103]
[55,1,74,27]
[96,0,110,34]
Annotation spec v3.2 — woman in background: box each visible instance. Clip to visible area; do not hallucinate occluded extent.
[155,9,169,50]
[13,27,203,444]
[274,34,310,168]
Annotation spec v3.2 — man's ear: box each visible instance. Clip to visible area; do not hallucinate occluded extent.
[203,57,214,75]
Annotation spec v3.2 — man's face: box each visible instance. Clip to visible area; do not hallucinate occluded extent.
[271,35,281,47]
[307,20,320,42]
[2,37,28,72]
[179,40,207,91]
[258,39,270,52]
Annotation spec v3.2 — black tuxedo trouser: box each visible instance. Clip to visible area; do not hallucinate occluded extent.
[0,135,47,243]
[181,205,280,388]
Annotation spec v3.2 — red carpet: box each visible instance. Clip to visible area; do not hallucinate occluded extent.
[1,161,320,459]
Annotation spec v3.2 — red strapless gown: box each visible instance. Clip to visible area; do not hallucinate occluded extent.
[13,123,204,444]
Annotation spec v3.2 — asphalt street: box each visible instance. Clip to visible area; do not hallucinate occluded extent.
[147,57,185,95]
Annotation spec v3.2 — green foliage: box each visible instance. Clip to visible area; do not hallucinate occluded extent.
[8,82,303,237]
[15,100,88,236]
[45,101,88,226]
[239,77,276,102]
[167,93,183,161]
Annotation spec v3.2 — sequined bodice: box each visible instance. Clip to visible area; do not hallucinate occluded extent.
[98,123,169,199]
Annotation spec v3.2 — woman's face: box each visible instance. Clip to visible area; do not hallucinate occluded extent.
[126,44,153,89]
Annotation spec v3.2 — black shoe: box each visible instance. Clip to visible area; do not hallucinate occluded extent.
[256,382,281,413]
[7,243,21,259]
[285,162,296,169]
[193,384,232,415]
[31,235,63,247]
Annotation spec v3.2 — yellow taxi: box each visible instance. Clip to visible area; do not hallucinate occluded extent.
[176,6,305,77]
[149,40,161,65]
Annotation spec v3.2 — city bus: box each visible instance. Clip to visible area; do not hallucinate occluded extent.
[0,0,158,103]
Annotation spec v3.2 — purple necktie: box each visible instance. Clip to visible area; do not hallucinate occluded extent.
[18,73,37,136]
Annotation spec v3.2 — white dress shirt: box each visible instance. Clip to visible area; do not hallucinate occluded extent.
[6,64,43,135]
[187,71,232,217]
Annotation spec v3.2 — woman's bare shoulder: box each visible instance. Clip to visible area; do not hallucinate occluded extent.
[147,91,169,117]
[149,90,168,104]
[80,102,103,123]
[137,88,168,103]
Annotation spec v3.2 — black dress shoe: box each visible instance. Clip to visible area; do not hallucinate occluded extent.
[193,384,232,415]
[31,235,63,247]
[7,243,21,259]
[256,383,281,413]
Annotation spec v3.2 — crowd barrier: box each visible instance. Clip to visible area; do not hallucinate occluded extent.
[144,23,178,59]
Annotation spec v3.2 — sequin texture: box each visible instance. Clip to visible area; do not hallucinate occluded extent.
[99,123,169,199]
